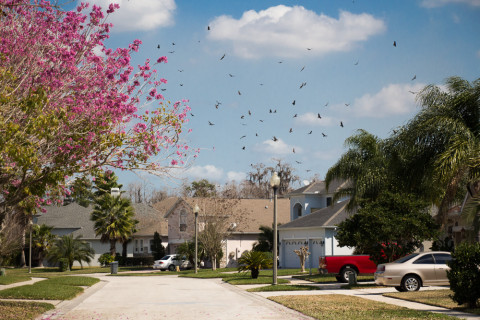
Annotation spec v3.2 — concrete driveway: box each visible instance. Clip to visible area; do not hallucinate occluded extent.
[41,274,313,320]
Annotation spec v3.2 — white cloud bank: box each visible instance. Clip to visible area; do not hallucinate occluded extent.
[295,112,336,127]
[184,165,246,183]
[255,139,300,155]
[208,6,385,58]
[84,0,176,32]
[352,83,425,118]
[421,0,480,7]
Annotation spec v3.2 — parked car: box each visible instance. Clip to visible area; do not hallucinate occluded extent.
[319,255,377,283]
[374,251,452,292]
[153,254,192,271]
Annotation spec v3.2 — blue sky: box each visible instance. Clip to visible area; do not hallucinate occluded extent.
[83,0,480,191]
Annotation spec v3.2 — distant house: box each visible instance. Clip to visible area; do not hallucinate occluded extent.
[279,180,354,269]
[36,202,167,267]
[154,197,290,268]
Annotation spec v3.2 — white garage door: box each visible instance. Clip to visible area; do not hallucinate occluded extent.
[308,239,325,270]
[282,239,306,268]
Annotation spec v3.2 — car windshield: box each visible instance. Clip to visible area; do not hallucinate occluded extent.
[160,255,171,260]
[393,253,419,263]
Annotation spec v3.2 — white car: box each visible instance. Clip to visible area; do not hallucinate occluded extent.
[153,254,192,271]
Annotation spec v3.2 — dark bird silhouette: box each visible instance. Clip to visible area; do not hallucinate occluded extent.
[240,135,246,139]
[278,61,283,64]
[269,109,273,113]
[242,146,245,150]
[229,74,234,77]
[322,132,327,137]
[295,160,302,164]
[317,113,321,119]
[172,42,175,46]
[179,84,183,86]
[240,115,244,119]
[248,110,251,116]
[293,148,295,153]
[325,102,329,106]
[393,129,398,134]
[220,54,226,60]
[168,51,175,54]
[306,169,311,172]
[274,109,277,113]
[256,133,258,136]
[340,121,344,127]
[345,103,350,107]
[272,136,278,142]
[308,131,312,134]
[409,90,417,94]
[354,60,359,65]
[208,121,214,126]
[208,26,210,30]
[259,120,264,122]
[411,75,416,81]
[190,113,194,117]
[178,69,184,72]
[300,66,305,72]
[157,44,160,49]
[237,90,241,95]
[161,88,167,91]
[293,114,297,118]
[289,128,293,133]
[300,82,306,89]
[292,100,296,106]
[307,48,312,50]
[393,41,396,47]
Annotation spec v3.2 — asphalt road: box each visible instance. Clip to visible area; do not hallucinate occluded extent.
[41,274,313,320]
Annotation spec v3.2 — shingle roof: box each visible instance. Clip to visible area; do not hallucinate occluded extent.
[278,199,355,229]
[157,197,291,233]
[131,203,168,236]
[286,179,348,197]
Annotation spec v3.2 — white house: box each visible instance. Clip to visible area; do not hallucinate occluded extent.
[279,180,354,269]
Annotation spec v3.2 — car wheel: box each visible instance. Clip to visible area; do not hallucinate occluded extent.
[339,266,357,283]
[401,275,421,292]
[168,264,176,272]
[394,286,406,292]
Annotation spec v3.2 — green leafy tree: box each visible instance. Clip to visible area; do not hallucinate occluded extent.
[176,240,205,266]
[325,130,388,211]
[252,225,274,252]
[47,234,94,271]
[185,179,217,197]
[237,251,272,279]
[447,242,480,308]
[388,76,480,230]
[335,191,439,264]
[91,194,136,257]
[151,231,166,260]
[30,224,55,267]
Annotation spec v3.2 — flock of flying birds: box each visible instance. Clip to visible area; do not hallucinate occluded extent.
[156,25,411,173]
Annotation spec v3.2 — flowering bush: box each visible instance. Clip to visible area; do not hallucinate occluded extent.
[0,1,196,213]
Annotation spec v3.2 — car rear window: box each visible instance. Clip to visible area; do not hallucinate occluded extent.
[393,253,419,263]
[160,255,171,260]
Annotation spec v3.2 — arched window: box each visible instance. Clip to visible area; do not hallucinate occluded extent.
[293,203,302,219]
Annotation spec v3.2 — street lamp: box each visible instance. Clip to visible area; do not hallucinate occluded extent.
[193,204,200,274]
[269,171,280,285]
[28,218,33,274]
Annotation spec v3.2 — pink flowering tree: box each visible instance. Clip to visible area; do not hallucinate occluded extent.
[0,0,195,216]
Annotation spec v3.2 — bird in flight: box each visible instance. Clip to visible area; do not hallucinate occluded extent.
[207,26,210,30]
[345,103,350,107]
[411,75,417,81]
[248,110,252,116]
[208,121,214,126]
[308,130,312,134]
[229,74,234,77]
[322,132,327,137]
[293,114,297,118]
[289,128,293,133]
[240,115,245,119]
[242,146,245,150]
[340,121,344,127]
[292,100,296,106]
[157,44,160,49]
[393,41,396,47]
[240,135,246,139]
[307,48,312,50]
[317,113,321,119]
[269,109,273,113]
[272,136,278,142]
[325,102,329,107]
[220,54,226,60]
[300,66,305,72]
[300,82,307,89]
[238,90,241,95]
[354,60,359,65]
[293,148,295,153]
[295,160,302,164]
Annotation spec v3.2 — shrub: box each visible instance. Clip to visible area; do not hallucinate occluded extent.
[237,251,272,279]
[98,253,115,267]
[447,242,480,308]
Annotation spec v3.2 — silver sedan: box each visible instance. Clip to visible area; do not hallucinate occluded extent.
[374,251,452,292]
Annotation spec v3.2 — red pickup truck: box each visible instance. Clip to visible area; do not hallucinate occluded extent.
[319,255,377,283]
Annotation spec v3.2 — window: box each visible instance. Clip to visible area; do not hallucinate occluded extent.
[413,254,434,264]
[433,254,452,265]
[150,240,154,251]
[180,210,187,232]
[135,240,138,252]
[293,203,302,219]
[326,197,332,206]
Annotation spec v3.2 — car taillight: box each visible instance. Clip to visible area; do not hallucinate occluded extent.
[159,262,164,264]
[377,265,385,272]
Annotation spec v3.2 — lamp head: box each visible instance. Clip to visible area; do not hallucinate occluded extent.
[193,204,200,214]
[269,171,281,189]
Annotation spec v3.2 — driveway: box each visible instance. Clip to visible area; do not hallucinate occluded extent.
[41,274,313,320]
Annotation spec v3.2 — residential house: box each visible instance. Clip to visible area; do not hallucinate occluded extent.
[154,197,290,268]
[36,202,167,267]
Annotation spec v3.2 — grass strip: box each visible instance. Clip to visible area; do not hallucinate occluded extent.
[0,301,54,320]
[293,273,374,283]
[247,284,322,292]
[269,294,457,320]
[224,275,289,285]
[0,276,98,300]
[384,289,480,315]
[0,276,32,286]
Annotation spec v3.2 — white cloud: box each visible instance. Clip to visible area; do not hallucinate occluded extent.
[208,6,385,58]
[295,112,336,127]
[421,0,480,7]
[84,0,176,32]
[227,171,246,182]
[352,83,425,118]
[255,139,299,155]
[185,165,224,181]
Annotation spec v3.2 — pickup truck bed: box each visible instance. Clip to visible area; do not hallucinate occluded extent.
[319,255,377,283]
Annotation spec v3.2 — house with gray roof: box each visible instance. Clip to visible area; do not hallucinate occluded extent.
[36,202,167,267]
[279,180,354,269]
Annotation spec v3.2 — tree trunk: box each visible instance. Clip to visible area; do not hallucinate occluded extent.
[110,239,116,257]
[251,268,259,279]
[211,257,216,271]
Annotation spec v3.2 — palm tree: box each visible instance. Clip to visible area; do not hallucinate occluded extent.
[31,224,55,267]
[390,76,480,230]
[252,225,274,252]
[91,194,136,257]
[47,234,94,271]
[325,129,389,211]
[237,251,272,279]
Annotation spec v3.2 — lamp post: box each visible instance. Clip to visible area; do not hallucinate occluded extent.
[193,204,200,274]
[269,171,280,285]
[28,218,33,274]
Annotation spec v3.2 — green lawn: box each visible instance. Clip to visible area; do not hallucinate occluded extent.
[247,284,322,292]
[293,273,374,283]
[0,301,54,320]
[384,289,480,315]
[0,275,32,285]
[0,276,99,300]
[224,275,290,285]
[0,266,153,278]
[270,294,457,320]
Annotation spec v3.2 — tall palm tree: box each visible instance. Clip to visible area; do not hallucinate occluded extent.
[47,234,94,270]
[31,224,55,267]
[325,129,389,211]
[91,194,136,257]
[390,76,480,230]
